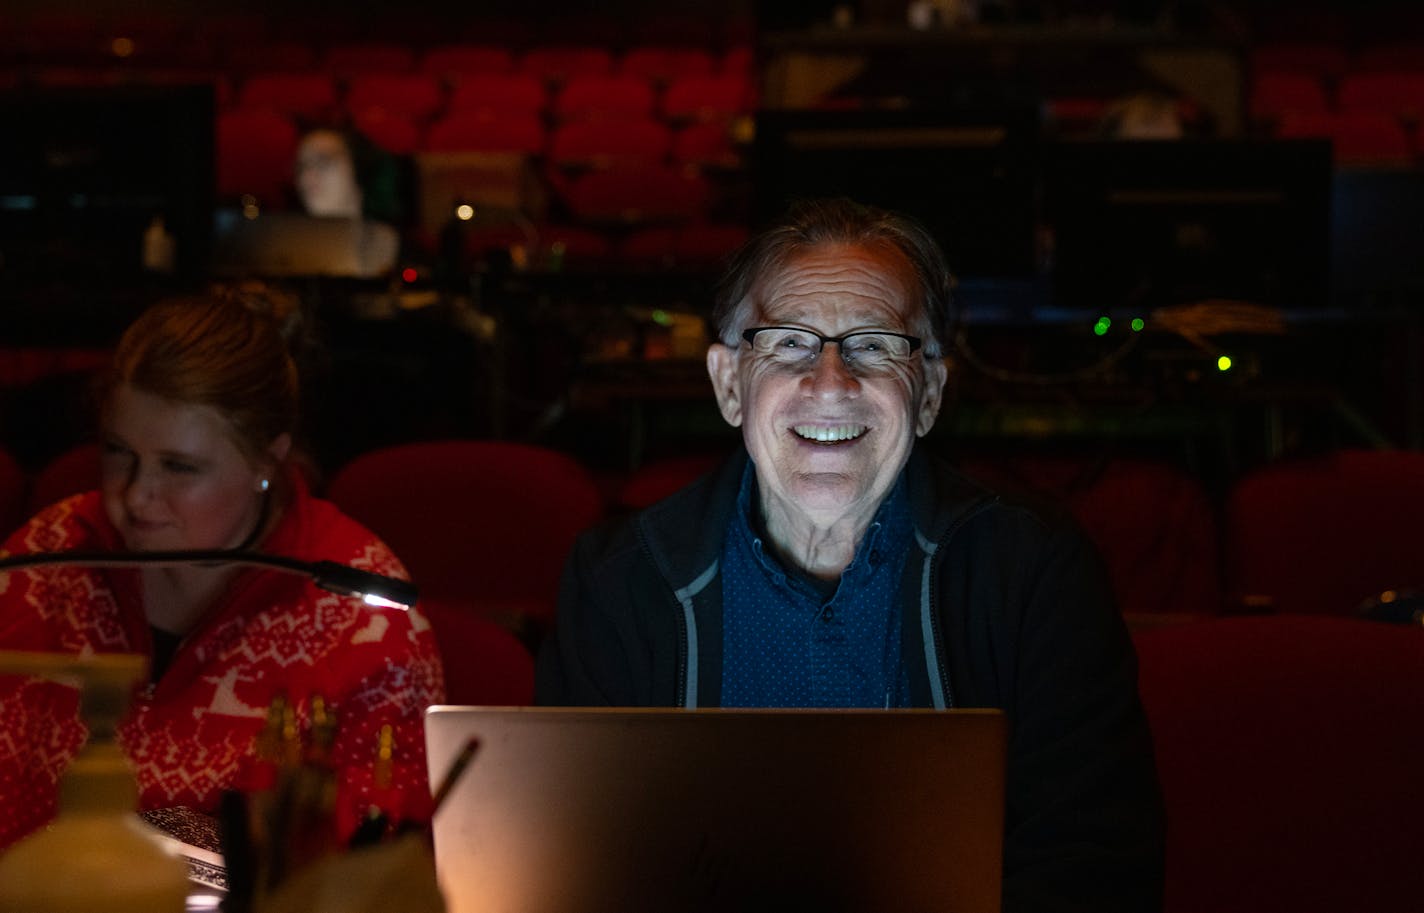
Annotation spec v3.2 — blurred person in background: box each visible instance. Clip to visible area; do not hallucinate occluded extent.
[293,125,405,276]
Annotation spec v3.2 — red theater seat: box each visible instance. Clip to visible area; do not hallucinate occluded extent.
[1250,71,1330,121]
[424,111,545,155]
[420,599,534,705]
[547,119,672,169]
[1277,110,1413,165]
[613,452,726,512]
[660,73,755,121]
[446,73,547,116]
[1134,616,1424,913]
[28,443,100,515]
[518,46,613,85]
[345,73,445,122]
[351,108,423,155]
[326,441,604,632]
[720,46,754,76]
[1226,449,1424,615]
[553,74,656,122]
[619,223,748,270]
[421,45,515,80]
[618,46,714,84]
[960,456,1221,617]
[559,165,709,224]
[1337,71,1424,118]
[216,107,300,204]
[236,72,340,120]
[671,121,742,168]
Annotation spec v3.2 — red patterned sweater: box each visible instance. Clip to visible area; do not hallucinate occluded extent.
[0,481,445,849]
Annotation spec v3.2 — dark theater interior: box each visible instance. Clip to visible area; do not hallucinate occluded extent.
[0,0,1421,910]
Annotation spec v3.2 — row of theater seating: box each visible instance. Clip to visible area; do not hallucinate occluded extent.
[218,69,757,127]
[217,104,750,214]
[1251,41,1424,81]
[6,441,1423,629]
[1247,42,1424,166]
[203,59,758,232]
[2,45,754,108]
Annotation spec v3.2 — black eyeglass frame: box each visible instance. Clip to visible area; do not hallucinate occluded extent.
[740,326,924,357]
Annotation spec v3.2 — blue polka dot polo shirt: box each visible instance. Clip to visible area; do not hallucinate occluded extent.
[721,462,914,708]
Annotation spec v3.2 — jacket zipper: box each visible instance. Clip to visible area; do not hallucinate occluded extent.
[926,493,1000,708]
[635,522,691,707]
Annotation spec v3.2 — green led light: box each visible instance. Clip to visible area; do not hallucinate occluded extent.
[1093,317,1111,336]
[1130,317,1145,332]
[651,309,672,326]
[1217,355,1233,372]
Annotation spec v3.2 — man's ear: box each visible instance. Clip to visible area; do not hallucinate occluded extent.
[706,343,743,427]
[915,357,948,437]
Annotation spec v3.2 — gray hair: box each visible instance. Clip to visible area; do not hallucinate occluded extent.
[712,198,955,358]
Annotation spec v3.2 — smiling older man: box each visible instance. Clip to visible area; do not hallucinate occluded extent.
[537,198,1164,913]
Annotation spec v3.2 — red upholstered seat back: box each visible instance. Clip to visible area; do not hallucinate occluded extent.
[1134,616,1424,913]
[1226,449,1424,614]
[419,598,534,705]
[961,456,1221,616]
[28,442,100,515]
[614,452,727,513]
[326,441,604,629]
[216,107,300,204]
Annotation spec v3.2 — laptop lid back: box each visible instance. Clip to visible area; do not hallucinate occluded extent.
[426,706,1006,913]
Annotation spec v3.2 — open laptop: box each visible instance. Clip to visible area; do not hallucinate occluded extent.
[211,210,395,278]
[425,706,1006,913]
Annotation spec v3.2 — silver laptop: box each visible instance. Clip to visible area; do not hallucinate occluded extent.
[211,210,391,278]
[425,706,1006,913]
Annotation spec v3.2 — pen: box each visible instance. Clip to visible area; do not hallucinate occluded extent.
[430,737,480,816]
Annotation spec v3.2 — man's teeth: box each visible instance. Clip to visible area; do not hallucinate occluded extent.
[794,424,866,442]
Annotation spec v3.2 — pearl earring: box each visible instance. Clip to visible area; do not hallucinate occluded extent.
[259,478,270,492]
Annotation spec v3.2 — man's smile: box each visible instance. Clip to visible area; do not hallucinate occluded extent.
[792,423,868,443]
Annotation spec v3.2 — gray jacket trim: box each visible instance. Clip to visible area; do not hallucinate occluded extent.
[675,559,719,708]
[915,529,948,710]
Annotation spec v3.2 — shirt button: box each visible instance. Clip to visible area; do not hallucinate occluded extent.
[870,549,883,565]
[821,607,835,622]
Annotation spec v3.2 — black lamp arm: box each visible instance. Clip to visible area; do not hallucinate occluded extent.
[0,549,418,610]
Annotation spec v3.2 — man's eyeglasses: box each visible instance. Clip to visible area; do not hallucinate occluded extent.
[741,326,923,373]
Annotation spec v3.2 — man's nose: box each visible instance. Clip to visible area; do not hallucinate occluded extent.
[804,342,860,395]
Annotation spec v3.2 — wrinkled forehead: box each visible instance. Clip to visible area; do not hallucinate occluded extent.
[752,241,921,326]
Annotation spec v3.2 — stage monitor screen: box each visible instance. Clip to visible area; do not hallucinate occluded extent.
[753,106,1042,282]
[1044,139,1332,312]
[0,84,214,285]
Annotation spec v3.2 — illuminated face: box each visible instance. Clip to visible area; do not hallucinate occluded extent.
[706,243,947,529]
[295,129,362,218]
[100,385,271,552]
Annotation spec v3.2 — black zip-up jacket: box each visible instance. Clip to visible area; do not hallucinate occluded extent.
[537,445,1165,913]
